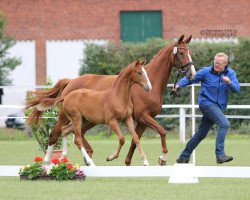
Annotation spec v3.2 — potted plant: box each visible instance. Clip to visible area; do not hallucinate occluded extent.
[19,156,86,180]
[31,107,63,154]
[25,79,63,158]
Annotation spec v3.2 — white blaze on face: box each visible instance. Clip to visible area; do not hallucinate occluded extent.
[187,49,196,78]
[142,67,152,91]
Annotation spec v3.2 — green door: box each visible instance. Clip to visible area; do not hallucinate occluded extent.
[120,11,162,42]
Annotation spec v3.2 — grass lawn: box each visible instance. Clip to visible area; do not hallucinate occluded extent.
[1,176,250,200]
[0,133,249,166]
[0,129,250,200]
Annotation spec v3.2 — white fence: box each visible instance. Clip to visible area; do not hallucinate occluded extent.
[157,83,250,144]
[0,84,250,181]
[1,83,250,137]
[157,104,250,144]
[1,165,250,179]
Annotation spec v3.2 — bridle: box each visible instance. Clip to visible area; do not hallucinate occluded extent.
[172,43,194,88]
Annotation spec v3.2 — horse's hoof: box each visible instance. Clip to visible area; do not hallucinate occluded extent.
[87,162,95,166]
[85,159,95,166]
[60,155,67,160]
[61,152,67,157]
[84,157,88,166]
[158,157,167,166]
[106,155,113,162]
[44,157,50,164]
[143,159,149,166]
[107,155,117,162]
[125,159,131,166]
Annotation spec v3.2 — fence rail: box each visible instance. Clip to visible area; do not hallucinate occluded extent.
[1,83,250,143]
[1,84,250,181]
[1,104,250,143]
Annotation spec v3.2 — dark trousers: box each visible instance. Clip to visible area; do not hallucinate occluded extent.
[179,104,230,159]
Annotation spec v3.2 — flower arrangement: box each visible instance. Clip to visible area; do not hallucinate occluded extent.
[19,156,86,180]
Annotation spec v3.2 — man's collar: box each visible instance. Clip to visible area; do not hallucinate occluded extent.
[210,64,228,75]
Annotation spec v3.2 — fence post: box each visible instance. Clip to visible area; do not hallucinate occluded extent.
[191,85,196,165]
[179,107,186,143]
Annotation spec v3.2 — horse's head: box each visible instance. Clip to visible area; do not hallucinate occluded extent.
[131,59,152,92]
[171,35,196,80]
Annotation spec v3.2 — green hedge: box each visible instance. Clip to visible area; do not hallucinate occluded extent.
[79,38,167,75]
[79,38,250,132]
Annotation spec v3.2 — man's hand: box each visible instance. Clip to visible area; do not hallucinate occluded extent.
[222,76,231,84]
[170,85,180,97]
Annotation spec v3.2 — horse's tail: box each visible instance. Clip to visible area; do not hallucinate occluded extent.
[25,78,70,125]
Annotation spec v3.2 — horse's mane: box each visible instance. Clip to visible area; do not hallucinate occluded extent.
[147,42,174,67]
[112,61,137,88]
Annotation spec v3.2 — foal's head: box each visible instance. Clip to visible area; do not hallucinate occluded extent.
[171,35,196,80]
[131,60,152,92]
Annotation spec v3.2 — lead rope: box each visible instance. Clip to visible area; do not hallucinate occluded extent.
[173,48,182,89]
[173,69,182,89]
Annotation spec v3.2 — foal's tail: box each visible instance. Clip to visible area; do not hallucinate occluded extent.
[25,78,70,125]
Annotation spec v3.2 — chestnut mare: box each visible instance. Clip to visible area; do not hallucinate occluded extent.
[46,60,152,166]
[26,35,196,165]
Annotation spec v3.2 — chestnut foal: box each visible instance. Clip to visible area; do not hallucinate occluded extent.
[44,60,152,166]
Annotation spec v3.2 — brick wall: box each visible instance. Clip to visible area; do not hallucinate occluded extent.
[0,0,249,84]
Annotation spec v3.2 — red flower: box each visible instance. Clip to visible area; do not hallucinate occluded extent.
[60,157,68,163]
[34,156,43,163]
[51,158,60,165]
[67,163,73,170]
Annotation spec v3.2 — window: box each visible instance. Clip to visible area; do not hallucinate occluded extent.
[120,11,162,42]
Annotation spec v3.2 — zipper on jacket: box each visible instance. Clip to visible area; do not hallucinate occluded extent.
[216,75,221,104]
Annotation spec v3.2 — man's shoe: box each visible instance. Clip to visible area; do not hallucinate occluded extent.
[216,155,233,164]
[176,157,190,163]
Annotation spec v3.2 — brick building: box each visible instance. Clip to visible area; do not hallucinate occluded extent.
[0,0,249,85]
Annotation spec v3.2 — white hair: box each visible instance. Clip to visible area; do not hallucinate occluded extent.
[214,52,228,63]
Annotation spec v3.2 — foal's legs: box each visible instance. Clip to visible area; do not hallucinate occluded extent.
[106,120,125,161]
[125,117,149,166]
[81,122,96,158]
[125,113,168,166]
[61,122,74,135]
[61,121,95,159]
[61,137,68,157]
[125,122,147,166]
[60,122,74,158]
[44,110,69,163]
[81,122,96,165]
[44,109,94,163]
[70,117,95,166]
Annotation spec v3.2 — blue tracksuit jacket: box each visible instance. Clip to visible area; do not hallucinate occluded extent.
[178,65,240,110]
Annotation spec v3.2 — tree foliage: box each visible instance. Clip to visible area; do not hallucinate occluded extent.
[0,12,21,85]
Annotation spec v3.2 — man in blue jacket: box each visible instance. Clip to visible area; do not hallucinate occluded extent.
[173,52,240,164]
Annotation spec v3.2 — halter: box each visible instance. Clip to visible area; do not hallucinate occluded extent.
[172,44,194,88]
